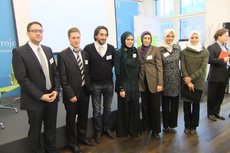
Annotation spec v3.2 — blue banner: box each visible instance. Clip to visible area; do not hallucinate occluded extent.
[0,0,19,96]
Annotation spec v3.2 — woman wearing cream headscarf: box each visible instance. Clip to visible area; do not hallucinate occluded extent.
[181,31,208,135]
[159,29,181,134]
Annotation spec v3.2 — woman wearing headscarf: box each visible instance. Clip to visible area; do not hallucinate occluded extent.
[137,31,163,139]
[207,28,229,121]
[115,31,142,137]
[159,29,181,133]
[181,31,208,134]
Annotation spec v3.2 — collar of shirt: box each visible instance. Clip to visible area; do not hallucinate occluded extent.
[69,46,84,62]
[94,41,107,52]
[28,41,43,62]
[70,45,81,52]
[28,41,41,52]
[216,41,228,51]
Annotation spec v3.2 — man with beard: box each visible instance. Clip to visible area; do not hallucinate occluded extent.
[84,26,115,144]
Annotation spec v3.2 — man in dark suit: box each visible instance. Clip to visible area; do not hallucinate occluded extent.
[58,27,93,153]
[207,28,229,121]
[12,21,60,153]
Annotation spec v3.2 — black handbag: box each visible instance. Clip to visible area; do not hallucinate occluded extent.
[181,84,203,102]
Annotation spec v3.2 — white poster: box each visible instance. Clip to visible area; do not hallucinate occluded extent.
[134,16,160,47]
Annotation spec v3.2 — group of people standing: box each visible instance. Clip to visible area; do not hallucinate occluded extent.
[12,21,229,153]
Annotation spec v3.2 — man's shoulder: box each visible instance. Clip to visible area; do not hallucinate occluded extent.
[84,43,94,49]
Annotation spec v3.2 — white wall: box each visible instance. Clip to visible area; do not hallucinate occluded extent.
[205,0,230,47]
[13,0,30,46]
[13,0,117,50]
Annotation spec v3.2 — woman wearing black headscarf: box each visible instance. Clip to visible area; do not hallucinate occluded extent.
[137,31,163,139]
[115,31,142,137]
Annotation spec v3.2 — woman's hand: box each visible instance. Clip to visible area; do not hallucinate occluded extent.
[120,91,126,98]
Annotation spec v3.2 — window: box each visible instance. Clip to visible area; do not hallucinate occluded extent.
[180,0,205,14]
[155,0,206,44]
[155,0,174,18]
[159,21,174,42]
[180,16,205,42]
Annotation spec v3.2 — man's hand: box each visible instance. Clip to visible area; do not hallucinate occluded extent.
[40,91,58,103]
[70,96,77,103]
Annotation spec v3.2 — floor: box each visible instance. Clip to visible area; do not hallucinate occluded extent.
[59,95,230,153]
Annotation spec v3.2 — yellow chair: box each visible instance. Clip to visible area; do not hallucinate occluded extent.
[0,73,19,113]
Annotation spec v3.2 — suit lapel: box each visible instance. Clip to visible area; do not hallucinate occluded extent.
[214,42,222,57]
[26,43,44,73]
[66,48,80,70]
[137,48,144,64]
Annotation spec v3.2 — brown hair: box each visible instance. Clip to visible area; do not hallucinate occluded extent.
[27,21,42,32]
[214,28,229,41]
[68,27,80,38]
[93,26,108,41]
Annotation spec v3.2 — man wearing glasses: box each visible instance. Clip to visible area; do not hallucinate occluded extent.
[12,21,60,153]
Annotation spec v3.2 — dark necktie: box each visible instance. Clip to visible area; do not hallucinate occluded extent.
[37,47,51,90]
[74,49,85,86]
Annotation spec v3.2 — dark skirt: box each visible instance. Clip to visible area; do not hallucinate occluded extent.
[116,91,142,137]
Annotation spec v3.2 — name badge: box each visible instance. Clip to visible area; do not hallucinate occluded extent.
[49,58,54,64]
[163,52,170,57]
[106,55,112,60]
[85,60,88,65]
[146,55,153,60]
[133,53,137,58]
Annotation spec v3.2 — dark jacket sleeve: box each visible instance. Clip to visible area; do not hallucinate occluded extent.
[57,53,75,100]
[114,49,124,92]
[208,45,225,66]
[12,48,43,100]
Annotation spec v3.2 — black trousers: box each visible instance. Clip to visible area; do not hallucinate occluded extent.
[162,95,179,129]
[141,90,161,134]
[207,81,227,116]
[183,101,200,129]
[27,102,58,153]
[64,87,90,147]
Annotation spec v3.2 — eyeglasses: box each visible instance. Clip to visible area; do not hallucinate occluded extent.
[29,29,44,33]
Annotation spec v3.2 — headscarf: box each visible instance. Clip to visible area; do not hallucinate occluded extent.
[141,31,152,59]
[160,29,176,52]
[121,31,133,49]
[187,31,203,52]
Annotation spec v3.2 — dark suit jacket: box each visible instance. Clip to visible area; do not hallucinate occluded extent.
[57,48,91,101]
[207,42,229,83]
[12,42,60,110]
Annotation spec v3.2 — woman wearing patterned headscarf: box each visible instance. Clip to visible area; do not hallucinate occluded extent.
[115,31,142,137]
[159,29,181,134]
[181,31,208,135]
[137,31,163,139]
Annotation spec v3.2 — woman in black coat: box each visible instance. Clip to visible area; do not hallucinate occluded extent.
[115,31,141,137]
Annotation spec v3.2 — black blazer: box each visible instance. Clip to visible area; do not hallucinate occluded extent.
[57,48,91,101]
[207,42,229,83]
[12,43,60,110]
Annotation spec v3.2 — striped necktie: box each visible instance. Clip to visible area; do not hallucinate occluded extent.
[74,50,85,86]
[37,47,51,90]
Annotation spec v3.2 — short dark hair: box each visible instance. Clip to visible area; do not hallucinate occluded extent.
[27,21,43,32]
[93,26,108,41]
[68,27,81,38]
[214,28,229,41]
